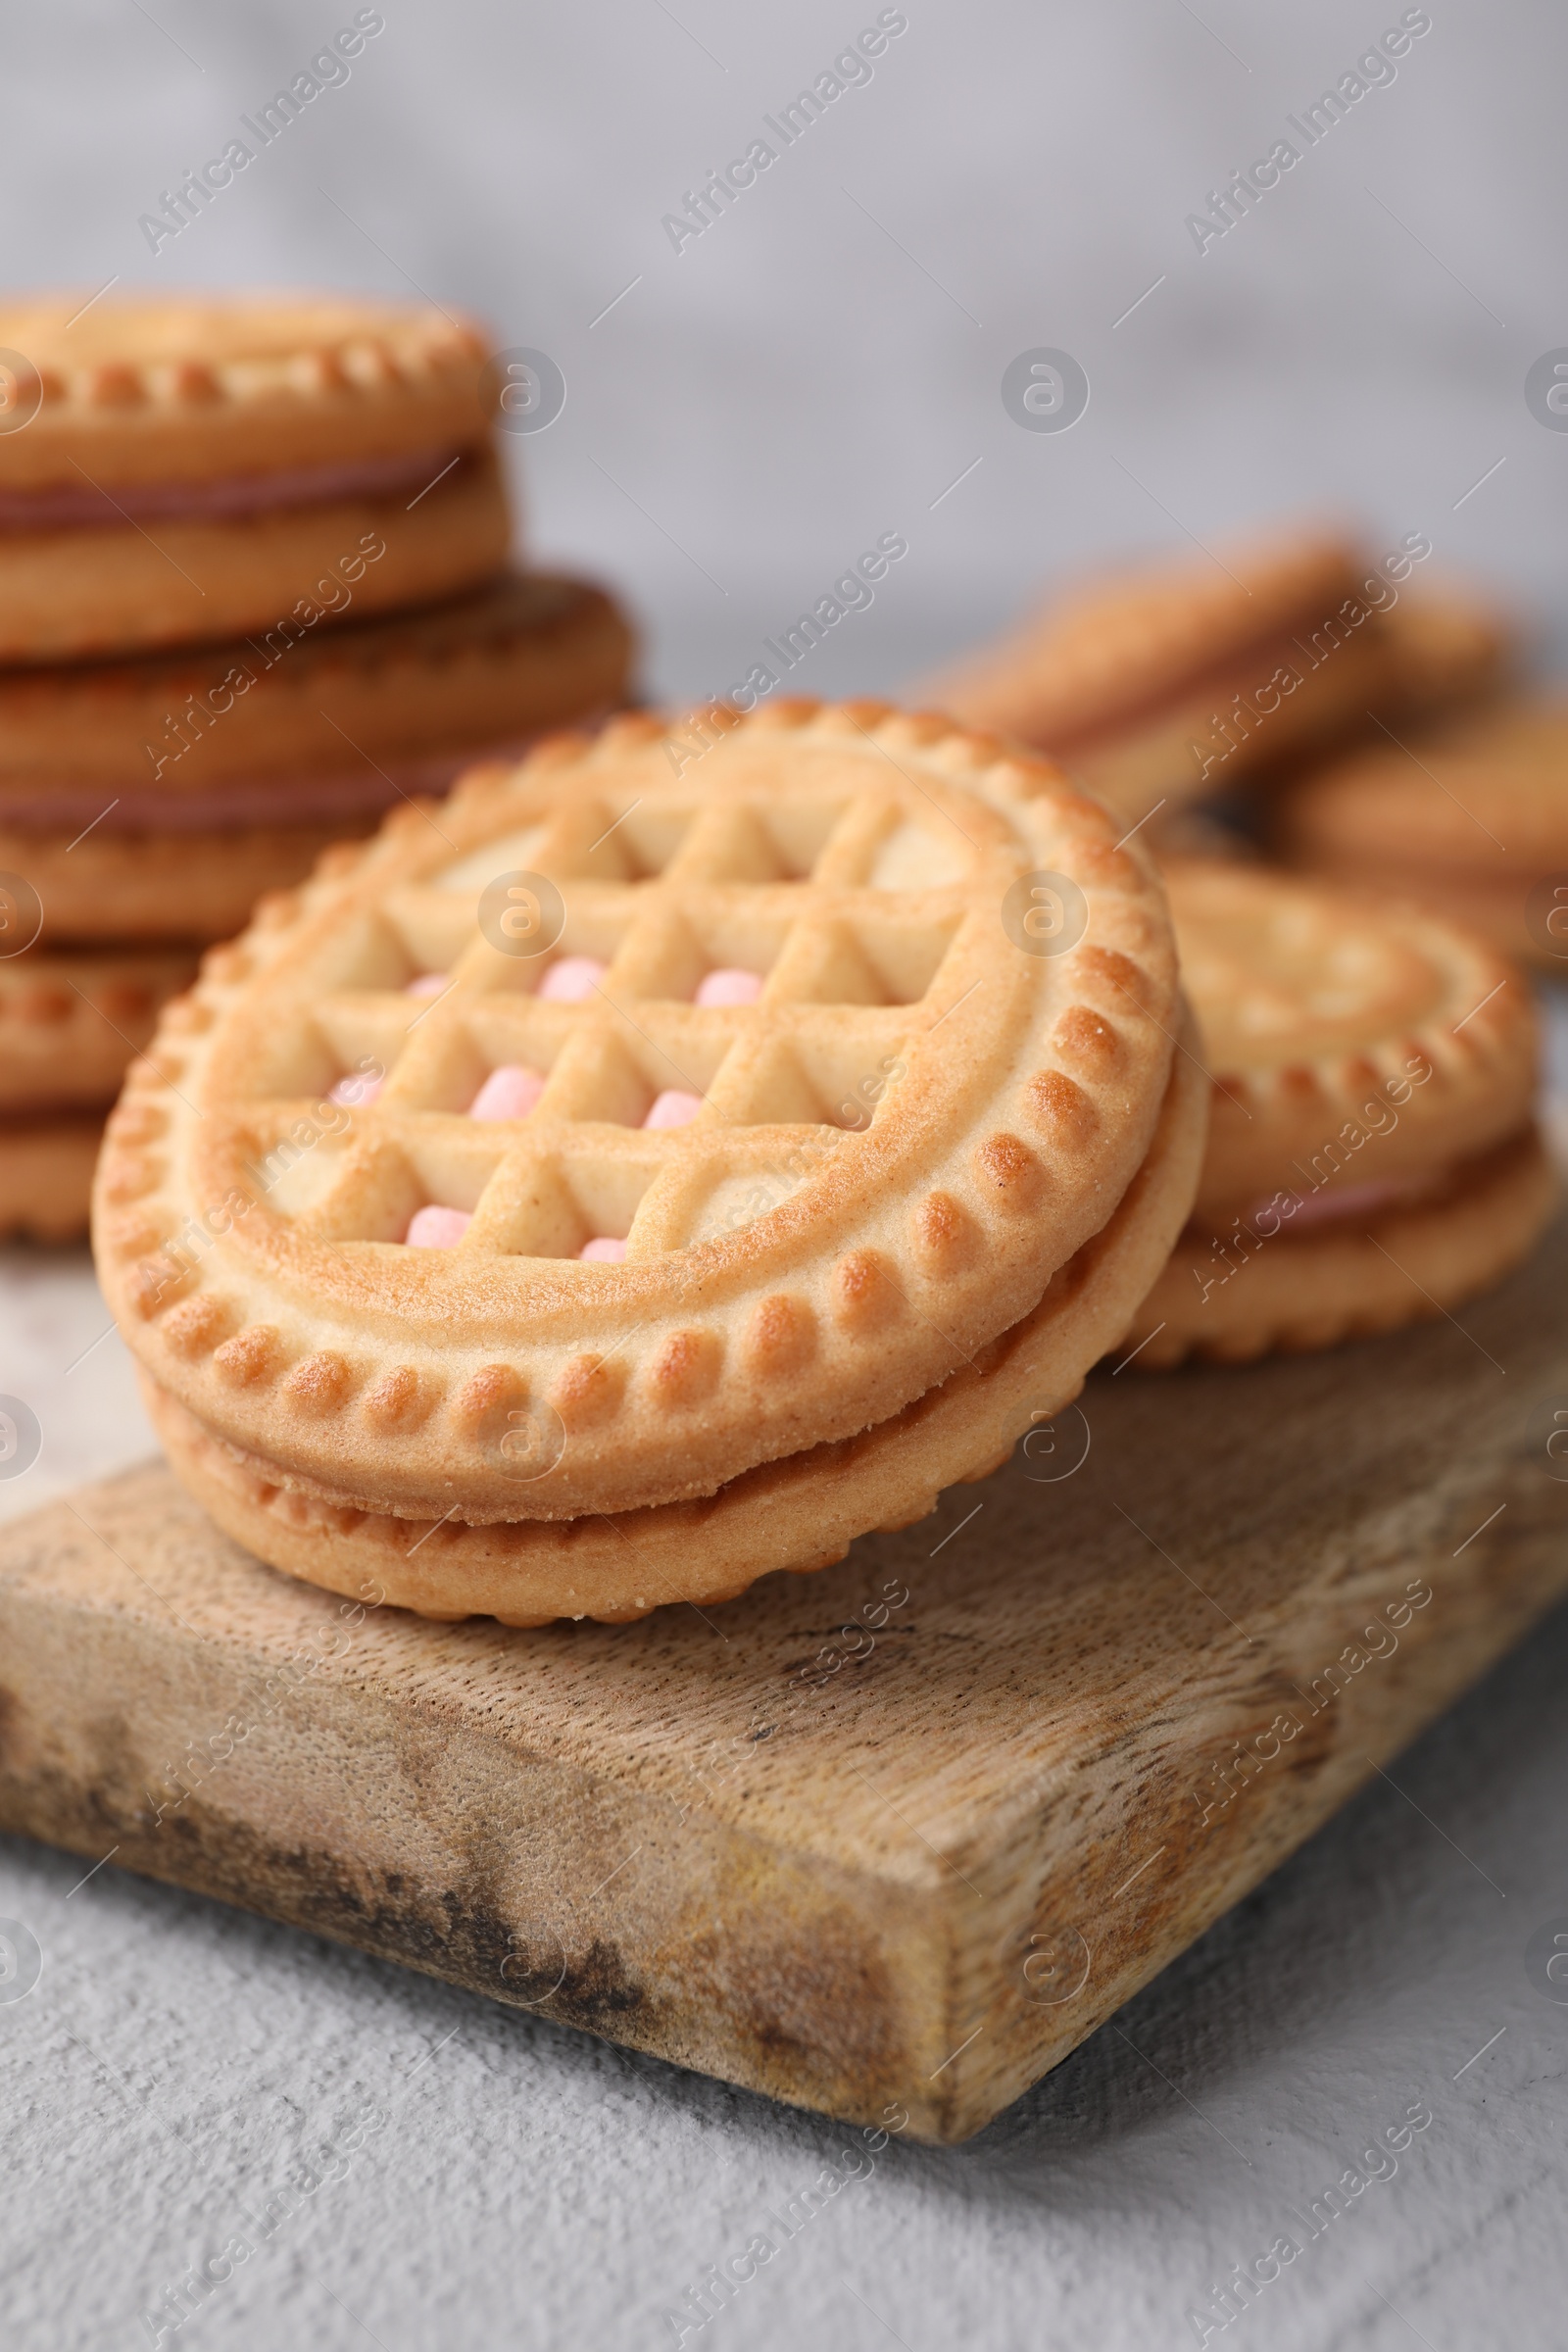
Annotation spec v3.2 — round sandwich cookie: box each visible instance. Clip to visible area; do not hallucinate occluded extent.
[0,1115,109,1243]
[0,292,510,660]
[0,571,633,831]
[0,944,198,1240]
[1369,582,1513,717]
[1120,861,1554,1366]
[0,571,636,944]
[0,943,199,1113]
[915,531,1400,822]
[1275,699,1568,970]
[0,821,376,950]
[141,1036,1205,1622]
[918,538,1508,835]
[96,700,1188,1554]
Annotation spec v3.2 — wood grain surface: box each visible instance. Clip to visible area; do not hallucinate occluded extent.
[3,1222,1566,2142]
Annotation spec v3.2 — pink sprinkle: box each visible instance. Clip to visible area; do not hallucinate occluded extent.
[539,955,608,1003]
[328,1071,383,1107]
[695,966,762,1007]
[405,1205,472,1248]
[643,1088,704,1130]
[469,1063,547,1120]
[405,972,449,998]
[579,1236,627,1262]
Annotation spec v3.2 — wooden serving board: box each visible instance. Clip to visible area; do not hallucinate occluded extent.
[4,1224,1568,2143]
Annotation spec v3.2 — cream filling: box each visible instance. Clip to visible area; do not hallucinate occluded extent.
[1223,1172,1440,1240]
[0,446,466,533]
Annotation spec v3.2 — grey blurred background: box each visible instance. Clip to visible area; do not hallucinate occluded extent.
[8,0,1564,699]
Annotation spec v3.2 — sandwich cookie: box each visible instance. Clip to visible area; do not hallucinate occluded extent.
[96,701,1194,1607]
[917,532,1398,826]
[0,1119,109,1243]
[0,944,200,1113]
[0,292,510,660]
[142,1036,1205,1623]
[0,822,376,951]
[0,572,635,942]
[1275,699,1568,971]
[0,944,197,1237]
[1120,861,1554,1364]
[1369,582,1513,717]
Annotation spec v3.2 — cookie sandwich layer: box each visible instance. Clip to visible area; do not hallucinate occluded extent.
[95,701,1185,1527]
[0,291,510,659]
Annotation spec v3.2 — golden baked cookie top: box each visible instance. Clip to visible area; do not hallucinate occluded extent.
[0,291,493,490]
[95,701,1181,1522]
[1165,859,1536,1217]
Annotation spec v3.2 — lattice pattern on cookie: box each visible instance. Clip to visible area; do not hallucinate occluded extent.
[98,699,1184,1524]
[232,786,975,1258]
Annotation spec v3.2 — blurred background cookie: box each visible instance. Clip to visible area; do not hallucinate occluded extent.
[919,533,1513,837]
[919,533,1368,826]
[0,571,635,943]
[1120,861,1554,1364]
[0,823,371,948]
[0,570,631,826]
[0,1117,109,1243]
[1274,698,1568,972]
[0,944,198,1114]
[1371,581,1514,713]
[0,291,511,660]
[0,944,196,1235]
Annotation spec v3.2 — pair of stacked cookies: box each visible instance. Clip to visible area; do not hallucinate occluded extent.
[95,703,1208,1624]
[0,293,633,1238]
[1123,860,1553,1364]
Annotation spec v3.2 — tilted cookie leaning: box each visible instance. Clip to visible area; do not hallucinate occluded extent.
[1120,861,1555,1365]
[916,532,1383,827]
[94,701,1196,1610]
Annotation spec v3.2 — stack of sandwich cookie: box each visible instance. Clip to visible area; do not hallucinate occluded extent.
[1275,700,1568,970]
[0,292,634,1234]
[94,701,1204,1623]
[1119,861,1554,1366]
[918,533,1504,833]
